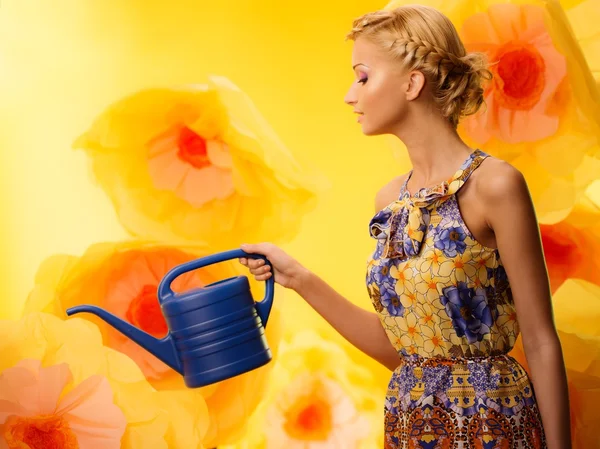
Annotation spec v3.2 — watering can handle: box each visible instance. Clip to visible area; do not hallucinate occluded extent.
[156,249,275,326]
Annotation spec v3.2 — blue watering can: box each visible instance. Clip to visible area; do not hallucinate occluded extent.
[66,249,274,388]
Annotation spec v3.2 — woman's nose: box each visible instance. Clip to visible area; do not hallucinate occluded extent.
[344,87,357,106]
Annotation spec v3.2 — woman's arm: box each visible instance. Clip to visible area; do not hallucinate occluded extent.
[239,242,402,371]
[294,269,403,371]
[479,160,571,449]
[240,179,408,372]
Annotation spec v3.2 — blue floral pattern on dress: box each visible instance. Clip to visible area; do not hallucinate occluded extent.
[367,150,545,447]
[422,366,453,396]
[380,281,404,316]
[397,365,419,396]
[467,362,501,393]
[434,225,467,257]
[440,282,493,344]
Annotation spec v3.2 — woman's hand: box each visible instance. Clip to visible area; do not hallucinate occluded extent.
[238,243,307,291]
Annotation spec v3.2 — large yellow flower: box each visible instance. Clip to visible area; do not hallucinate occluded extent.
[73,76,327,247]
[222,328,386,449]
[384,0,600,222]
[0,313,169,448]
[509,278,600,449]
[22,240,284,447]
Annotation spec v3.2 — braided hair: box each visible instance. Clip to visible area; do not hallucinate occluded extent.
[346,6,492,127]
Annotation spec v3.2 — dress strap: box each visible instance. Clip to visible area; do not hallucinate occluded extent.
[446,149,489,196]
[398,149,488,199]
[398,174,411,199]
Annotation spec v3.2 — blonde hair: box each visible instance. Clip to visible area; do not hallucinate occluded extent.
[346,5,492,127]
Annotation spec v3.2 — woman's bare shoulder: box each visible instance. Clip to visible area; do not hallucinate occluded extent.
[474,156,527,203]
[374,173,410,212]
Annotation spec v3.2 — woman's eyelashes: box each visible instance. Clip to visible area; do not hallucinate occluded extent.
[357,72,368,84]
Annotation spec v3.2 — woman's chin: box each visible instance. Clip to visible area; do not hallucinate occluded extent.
[357,116,385,136]
[361,124,383,136]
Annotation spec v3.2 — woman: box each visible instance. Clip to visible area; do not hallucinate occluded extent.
[240,5,571,448]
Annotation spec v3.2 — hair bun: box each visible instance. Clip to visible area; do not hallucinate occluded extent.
[441,52,493,125]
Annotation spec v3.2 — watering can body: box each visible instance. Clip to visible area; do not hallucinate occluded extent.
[66,249,275,388]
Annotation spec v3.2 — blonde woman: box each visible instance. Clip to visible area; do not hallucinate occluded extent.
[240,5,571,448]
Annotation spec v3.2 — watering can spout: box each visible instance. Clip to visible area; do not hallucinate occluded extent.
[66,305,183,374]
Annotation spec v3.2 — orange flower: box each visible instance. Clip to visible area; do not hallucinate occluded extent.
[22,240,284,447]
[73,76,327,247]
[1,360,125,448]
[457,0,600,222]
[0,313,169,449]
[384,0,600,222]
[460,3,568,144]
[222,329,385,449]
[541,193,600,293]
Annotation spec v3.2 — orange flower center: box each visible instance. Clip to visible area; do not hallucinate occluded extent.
[4,415,78,449]
[494,42,545,110]
[284,396,332,440]
[540,224,579,268]
[177,126,211,169]
[126,284,168,338]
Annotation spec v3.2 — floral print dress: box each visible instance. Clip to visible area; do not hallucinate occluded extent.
[366,150,547,448]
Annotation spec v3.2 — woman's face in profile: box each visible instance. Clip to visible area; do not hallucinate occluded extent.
[344,37,412,136]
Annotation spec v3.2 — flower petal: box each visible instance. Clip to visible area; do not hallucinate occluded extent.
[56,375,126,448]
[0,313,169,448]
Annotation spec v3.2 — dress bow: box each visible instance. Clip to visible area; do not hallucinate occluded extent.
[369,181,452,259]
[369,150,488,259]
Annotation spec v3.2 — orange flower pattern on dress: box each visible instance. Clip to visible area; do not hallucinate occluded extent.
[366,151,546,448]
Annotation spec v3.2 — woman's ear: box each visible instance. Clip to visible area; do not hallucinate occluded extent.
[406,70,426,101]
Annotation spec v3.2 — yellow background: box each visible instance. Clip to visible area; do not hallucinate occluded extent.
[0,0,415,328]
[1,0,598,328]
[2,2,600,447]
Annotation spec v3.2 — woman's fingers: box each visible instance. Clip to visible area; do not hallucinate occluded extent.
[254,271,272,281]
[249,259,265,269]
[238,258,265,269]
[250,264,271,275]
